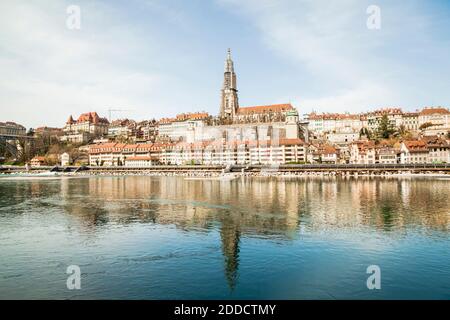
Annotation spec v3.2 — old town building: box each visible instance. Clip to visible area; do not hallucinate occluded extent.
[63,112,109,143]
[350,141,377,164]
[418,107,450,136]
[400,141,429,164]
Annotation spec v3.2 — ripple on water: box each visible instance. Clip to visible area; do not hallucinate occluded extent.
[0,176,450,299]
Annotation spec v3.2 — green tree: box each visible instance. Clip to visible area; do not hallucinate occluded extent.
[26,128,35,136]
[419,122,433,130]
[377,114,395,139]
[359,127,371,139]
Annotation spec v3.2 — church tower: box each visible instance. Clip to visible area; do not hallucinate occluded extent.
[220,49,239,119]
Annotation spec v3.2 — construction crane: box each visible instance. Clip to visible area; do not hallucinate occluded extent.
[107,108,134,122]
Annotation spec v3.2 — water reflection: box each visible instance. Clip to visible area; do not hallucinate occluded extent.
[1,176,449,293]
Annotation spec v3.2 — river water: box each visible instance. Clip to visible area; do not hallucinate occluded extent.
[0,175,449,299]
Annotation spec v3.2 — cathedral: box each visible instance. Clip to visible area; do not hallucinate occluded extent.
[219,49,296,125]
[220,49,239,120]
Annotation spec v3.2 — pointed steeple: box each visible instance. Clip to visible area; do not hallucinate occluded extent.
[224,48,234,73]
[66,115,74,124]
[220,48,239,119]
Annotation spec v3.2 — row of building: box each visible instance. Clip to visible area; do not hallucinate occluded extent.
[348,136,450,165]
[6,49,450,169]
[36,50,450,148]
[55,104,450,147]
[58,106,450,145]
[88,138,307,167]
[306,107,450,136]
[86,135,450,167]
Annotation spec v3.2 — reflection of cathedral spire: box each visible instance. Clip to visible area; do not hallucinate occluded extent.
[220,218,241,291]
[220,49,239,119]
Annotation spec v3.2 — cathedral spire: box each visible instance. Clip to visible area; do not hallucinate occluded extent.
[225,48,234,73]
[220,49,239,119]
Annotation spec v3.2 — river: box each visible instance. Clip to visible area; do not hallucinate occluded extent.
[0,175,449,299]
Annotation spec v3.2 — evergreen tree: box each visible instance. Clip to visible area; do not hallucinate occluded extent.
[377,114,395,139]
[359,127,371,139]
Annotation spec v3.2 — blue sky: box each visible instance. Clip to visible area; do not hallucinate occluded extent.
[1,0,450,128]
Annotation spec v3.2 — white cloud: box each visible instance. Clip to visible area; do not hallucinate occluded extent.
[0,0,447,128]
[0,0,171,128]
[218,0,434,113]
[298,82,395,114]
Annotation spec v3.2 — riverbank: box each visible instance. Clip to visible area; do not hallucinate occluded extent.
[1,169,449,179]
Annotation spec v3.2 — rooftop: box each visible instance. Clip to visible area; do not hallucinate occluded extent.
[419,107,450,115]
[67,112,109,125]
[237,103,293,115]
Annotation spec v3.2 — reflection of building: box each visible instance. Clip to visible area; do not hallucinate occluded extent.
[220,220,240,290]
[51,175,450,292]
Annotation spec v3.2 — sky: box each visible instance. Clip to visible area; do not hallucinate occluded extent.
[1,0,450,129]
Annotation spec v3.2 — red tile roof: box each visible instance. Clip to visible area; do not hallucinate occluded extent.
[307,112,360,121]
[68,112,109,124]
[237,103,293,115]
[403,140,428,153]
[419,107,450,115]
[175,112,209,121]
[159,112,210,124]
[279,138,305,146]
[319,145,338,155]
[366,108,403,116]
